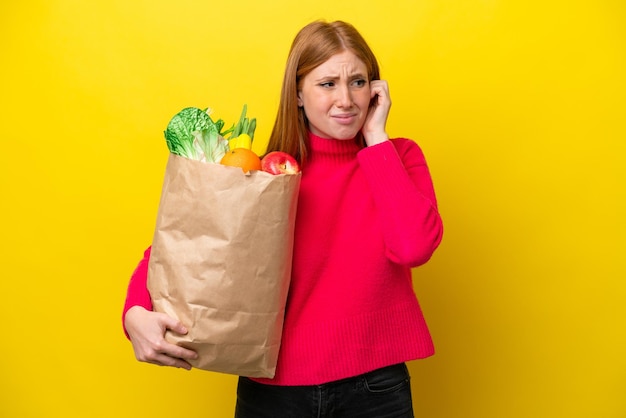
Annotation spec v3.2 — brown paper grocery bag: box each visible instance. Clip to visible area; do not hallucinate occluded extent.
[147,153,301,378]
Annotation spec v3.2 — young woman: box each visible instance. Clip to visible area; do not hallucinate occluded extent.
[123,20,443,418]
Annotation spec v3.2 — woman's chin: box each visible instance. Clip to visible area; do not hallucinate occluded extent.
[329,128,360,141]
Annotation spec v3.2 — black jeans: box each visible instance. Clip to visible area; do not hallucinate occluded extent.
[235,363,414,418]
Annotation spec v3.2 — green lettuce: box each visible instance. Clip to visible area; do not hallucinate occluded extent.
[163,107,229,163]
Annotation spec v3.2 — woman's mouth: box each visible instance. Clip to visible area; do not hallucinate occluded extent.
[332,114,357,125]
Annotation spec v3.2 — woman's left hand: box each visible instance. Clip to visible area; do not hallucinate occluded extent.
[362,79,391,146]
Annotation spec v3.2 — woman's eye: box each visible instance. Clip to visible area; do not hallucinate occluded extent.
[353,79,367,87]
[320,81,335,88]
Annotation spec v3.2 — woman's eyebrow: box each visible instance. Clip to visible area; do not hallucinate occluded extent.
[314,72,367,82]
[313,74,339,82]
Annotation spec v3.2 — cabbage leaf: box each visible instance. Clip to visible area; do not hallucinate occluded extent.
[164,107,228,163]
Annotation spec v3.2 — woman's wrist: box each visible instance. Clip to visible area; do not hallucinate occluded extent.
[364,132,389,146]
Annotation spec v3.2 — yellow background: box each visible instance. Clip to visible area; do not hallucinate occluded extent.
[1,0,624,417]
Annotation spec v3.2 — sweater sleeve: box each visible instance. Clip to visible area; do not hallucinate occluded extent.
[121,246,153,339]
[357,139,443,267]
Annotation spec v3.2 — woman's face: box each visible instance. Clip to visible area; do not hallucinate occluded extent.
[298,50,371,140]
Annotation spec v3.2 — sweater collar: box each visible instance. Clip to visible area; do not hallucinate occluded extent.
[307,132,361,163]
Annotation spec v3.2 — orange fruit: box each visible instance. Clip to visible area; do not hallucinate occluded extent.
[220,148,262,173]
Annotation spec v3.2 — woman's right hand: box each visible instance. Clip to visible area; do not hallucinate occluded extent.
[124,306,198,370]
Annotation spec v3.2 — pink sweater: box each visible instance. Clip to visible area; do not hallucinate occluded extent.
[123,133,443,385]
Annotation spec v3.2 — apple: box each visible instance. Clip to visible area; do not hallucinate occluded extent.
[261,151,301,175]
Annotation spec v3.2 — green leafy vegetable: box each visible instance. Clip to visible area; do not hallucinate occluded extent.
[163,107,229,163]
[191,124,228,164]
[229,104,257,140]
[163,105,257,163]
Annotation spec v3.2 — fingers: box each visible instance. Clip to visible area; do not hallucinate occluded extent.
[143,354,192,370]
[138,348,192,370]
[161,313,188,336]
[126,307,199,370]
[369,80,391,105]
[133,333,198,370]
[155,337,198,362]
[363,80,391,145]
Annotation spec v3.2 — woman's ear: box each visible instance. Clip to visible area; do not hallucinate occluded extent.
[297,91,303,107]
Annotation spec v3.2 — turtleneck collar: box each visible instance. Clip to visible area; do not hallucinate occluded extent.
[307,131,362,164]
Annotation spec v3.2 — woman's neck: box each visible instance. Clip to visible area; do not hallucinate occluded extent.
[307,132,361,163]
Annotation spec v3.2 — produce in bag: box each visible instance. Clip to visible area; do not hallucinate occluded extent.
[147,104,301,377]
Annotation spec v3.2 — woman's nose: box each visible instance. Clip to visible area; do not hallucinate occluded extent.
[335,84,353,108]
